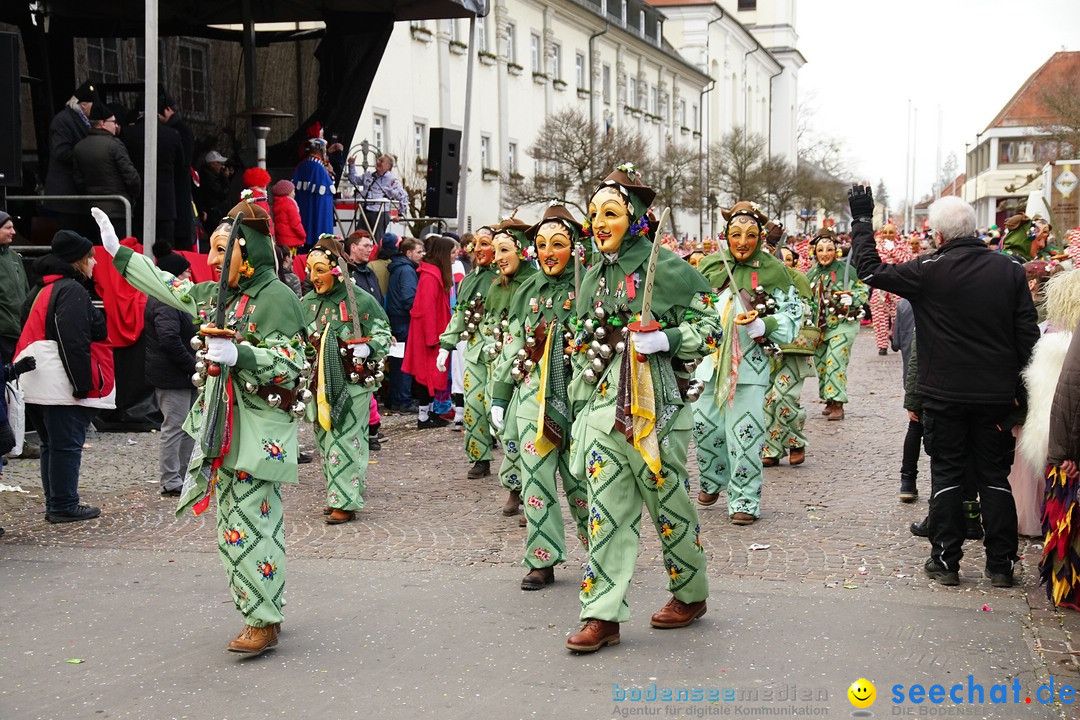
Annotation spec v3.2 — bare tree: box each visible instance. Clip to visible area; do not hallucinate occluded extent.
[504,108,653,216]
[1039,71,1080,157]
[653,140,704,238]
[709,128,768,206]
[875,179,890,217]
[758,155,797,222]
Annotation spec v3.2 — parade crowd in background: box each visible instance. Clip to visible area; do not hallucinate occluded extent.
[4,81,1080,659]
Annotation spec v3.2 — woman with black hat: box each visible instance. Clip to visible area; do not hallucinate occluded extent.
[489,204,590,590]
[564,164,722,653]
[806,228,869,420]
[14,229,114,523]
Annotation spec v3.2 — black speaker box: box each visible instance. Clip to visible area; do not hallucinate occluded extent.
[0,32,21,187]
[425,127,461,218]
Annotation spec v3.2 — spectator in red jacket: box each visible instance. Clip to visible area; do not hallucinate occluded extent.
[271,180,306,249]
[402,235,453,429]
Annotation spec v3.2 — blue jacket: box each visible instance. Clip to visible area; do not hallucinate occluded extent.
[385,254,418,338]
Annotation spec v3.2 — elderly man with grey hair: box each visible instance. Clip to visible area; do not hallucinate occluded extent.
[346,153,410,242]
[849,186,1039,589]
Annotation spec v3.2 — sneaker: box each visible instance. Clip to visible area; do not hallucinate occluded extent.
[924,558,959,586]
[418,416,449,430]
[297,452,313,464]
[988,571,1015,588]
[161,486,183,497]
[375,433,389,443]
[46,504,101,524]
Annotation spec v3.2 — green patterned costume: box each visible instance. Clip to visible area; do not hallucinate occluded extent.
[568,238,721,622]
[806,260,869,403]
[439,264,499,464]
[693,249,801,517]
[113,225,306,630]
[302,277,391,513]
[491,258,589,571]
[763,266,816,461]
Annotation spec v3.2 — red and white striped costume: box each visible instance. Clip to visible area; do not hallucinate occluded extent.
[868,229,913,350]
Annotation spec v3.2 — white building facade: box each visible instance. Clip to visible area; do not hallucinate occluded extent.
[351,0,801,238]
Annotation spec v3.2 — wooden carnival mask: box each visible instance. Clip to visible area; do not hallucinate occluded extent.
[588,186,631,254]
[535,220,573,276]
[493,232,521,277]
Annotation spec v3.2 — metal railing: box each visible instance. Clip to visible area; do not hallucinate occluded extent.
[6,194,133,239]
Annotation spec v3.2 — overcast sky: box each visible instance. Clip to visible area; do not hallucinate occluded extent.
[796,0,1079,208]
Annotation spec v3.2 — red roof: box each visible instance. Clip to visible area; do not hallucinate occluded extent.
[986,51,1080,131]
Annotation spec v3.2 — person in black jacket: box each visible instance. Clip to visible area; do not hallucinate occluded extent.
[19,230,111,523]
[123,111,186,256]
[160,91,195,251]
[144,252,198,495]
[73,104,141,238]
[44,82,99,238]
[850,187,1039,588]
[346,230,384,305]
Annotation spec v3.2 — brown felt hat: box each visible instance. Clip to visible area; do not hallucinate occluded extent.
[592,163,656,210]
[526,203,582,241]
[1003,212,1029,231]
[721,201,770,228]
[226,196,272,237]
[312,234,346,263]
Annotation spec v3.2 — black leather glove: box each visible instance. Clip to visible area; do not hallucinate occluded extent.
[10,356,36,378]
[848,184,874,224]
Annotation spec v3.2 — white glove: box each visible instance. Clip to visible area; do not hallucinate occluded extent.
[204,337,239,367]
[839,294,853,307]
[91,207,121,257]
[436,347,450,372]
[745,317,767,339]
[490,405,505,432]
[351,343,371,360]
[631,330,669,355]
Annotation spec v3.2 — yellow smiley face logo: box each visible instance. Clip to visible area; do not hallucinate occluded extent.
[847,678,876,709]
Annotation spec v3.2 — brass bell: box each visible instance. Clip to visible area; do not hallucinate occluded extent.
[517,348,528,359]
[349,372,361,383]
[765,298,777,309]
[595,306,607,321]
[511,366,523,382]
[586,349,597,361]
[591,357,605,373]
[584,319,595,333]
[363,375,376,387]
[621,326,630,338]
[755,304,767,314]
[467,322,477,333]
[189,336,204,351]
[289,402,307,418]
[500,318,509,329]
[525,336,536,348]
[191,372,205,388]
[301,361,313,378]
[523,359,535,372]
[244,381,257,393]
[599,344,613,360]
[266,393,282,408]
[594,326,607,341]
[458,330,470,342]
[582,368,598,384]
[194,360,207,375]
[615,341,626,354]
[754,285,765,294]
[373,371,385,383]
[300,389,313,402]
[563,331,574,341]
[311,331,321,343]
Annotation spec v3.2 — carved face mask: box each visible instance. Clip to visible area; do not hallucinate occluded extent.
[535,221,572,277]
[815,239,837,267]
[588,186,631,253]
[493,233,521,277]
[780,247,796,268]
[474,229,495,267]
[727,216,760,262]
[306,251,337,294]
[208,223,245,287]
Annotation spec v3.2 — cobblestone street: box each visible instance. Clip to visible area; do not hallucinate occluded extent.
[2,327,1076,718]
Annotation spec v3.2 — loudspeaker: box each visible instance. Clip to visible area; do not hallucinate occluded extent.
[0,32,21,187]
[425,127,461,218]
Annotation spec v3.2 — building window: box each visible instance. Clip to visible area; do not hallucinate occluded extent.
[639,10,646,38]
[738,0,757,9]
[650,86,658,114]
[602,64,611,104]
[414,122,427,160]
[628,77,637,108]
[575,52,586,88]
[530,33,541,73]
[85,38,123,86]
[677,99,686,126]
[478,18,487,52]
[621,0,627,25]
[508,141,518,175]
[175,40,210,121]
[505,23,516,64]
[480,135,491,168]
[373,113,386,152]
[550,43,561,80]
[692,104,699,131]
[447,19,458,43]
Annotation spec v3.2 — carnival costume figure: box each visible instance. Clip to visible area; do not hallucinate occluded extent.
[301,235,391,525]
[564,164,722,653]
[489,204,590,590]
[438,225,500,480]
[693,203,802,522]
[94,198,306,656]
[806,229,869,421]
[481,218,539,517]
[762,247,817,467]
[868,224,912,354]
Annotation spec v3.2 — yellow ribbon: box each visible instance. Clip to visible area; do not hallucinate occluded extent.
[316,329,332,431]
[534,329,557,458]
[629,339,661,474]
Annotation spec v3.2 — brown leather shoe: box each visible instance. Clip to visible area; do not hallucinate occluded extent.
[731,512,757,526]
[322,506,332,516]
[761,456,780,467]
[821,401,833,416]
[326,509,355,524]
[697,490,720,506]
[788,447,805,465]
[566,619,620,652]
[521,566,555,590]
[827,402,845,421]
[502,490,522,516]
[518,513,527,527]
[467,460,490,479]
[227,624,279,655]
[650,596,707,629]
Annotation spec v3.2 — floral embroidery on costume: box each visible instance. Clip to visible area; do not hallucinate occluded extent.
[263,440,287,461]
[257,558,277,581]
[235,470,253,483]
[223,526,247,546]
[666,560,683,582]
[659,514,676,539]
[589,507,605,538]
[259,500,271,518]
[581,564,597,595]
[587,450,606,480]
[533,547,551,562]
[527,495,544,509]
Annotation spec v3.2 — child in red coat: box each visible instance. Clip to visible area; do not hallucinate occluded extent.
[271,180,306,249]
[402,235,453,429]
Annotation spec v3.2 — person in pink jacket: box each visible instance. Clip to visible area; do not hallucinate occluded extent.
[271,180,306,250]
